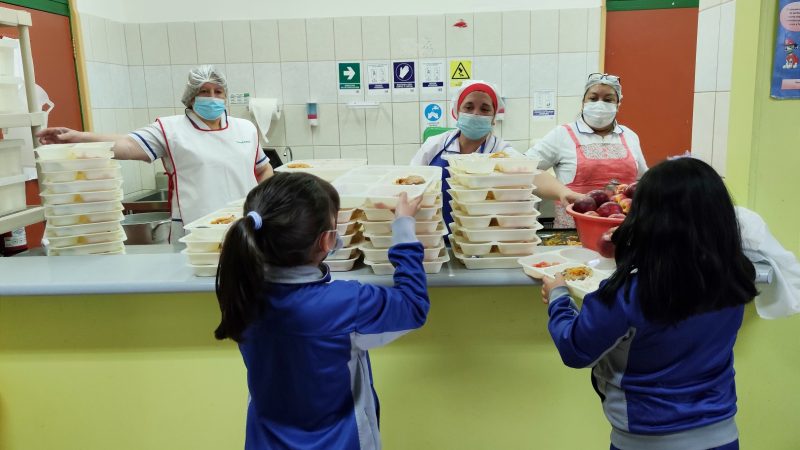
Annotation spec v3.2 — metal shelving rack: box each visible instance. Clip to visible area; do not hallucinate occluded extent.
[0,6,45,235]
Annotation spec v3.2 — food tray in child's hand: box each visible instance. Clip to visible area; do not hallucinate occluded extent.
[35,142,114,161]
[518,248,616,299]
[334,165,442,209]
[274,159,367,182]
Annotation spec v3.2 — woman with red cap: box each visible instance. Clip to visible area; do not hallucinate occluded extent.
[411,80,581,226]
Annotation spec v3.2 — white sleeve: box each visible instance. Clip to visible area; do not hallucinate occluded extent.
[410,136,440,166]
[622,127,648,177]
[525,127,565,170]
[128,122,167,162]
[248,123,269,169]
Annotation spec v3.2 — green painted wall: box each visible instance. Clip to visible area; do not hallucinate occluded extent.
[727,0,800,255]
[1,289,799,449]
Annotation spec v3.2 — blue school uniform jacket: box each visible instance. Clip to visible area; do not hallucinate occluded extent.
[547,279,743,449]
[238,233,429,450]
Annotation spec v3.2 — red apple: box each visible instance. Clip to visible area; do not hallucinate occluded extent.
[618,198,632,214]
[597,235,616,258]
[587,190,610,207]
[572,196,597,213]
[608,213,627,220]
[596,201,623,217]
[611,193,626,204]
[624,182,638,199]
[585,210,600,216]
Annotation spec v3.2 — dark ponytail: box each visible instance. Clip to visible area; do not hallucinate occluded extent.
[214,172,340,342]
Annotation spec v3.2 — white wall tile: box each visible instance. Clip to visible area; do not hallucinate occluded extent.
[691,92,715,165]
[253,63,283,102]
[228,104,248,119]
[113,64,133,109]
[418,15,446,58]
[558,9,588,53]
[94,108,117,134]
[140,23,171,65]
[312,104,340,145]
[700,0,723,10]
[711,91,729,175]
[120,159,142,195]
[446,14,474,56]
[283,104,313,146]
[140,161,156,190]
[531,53,558,94]
[281,62,310,104]
[586,52,600,79]
[308,61,337,104]
[334,17,363,60]
[223,21,253,63]
[392,102,421,144]
[85,62,103,108]
[167,23,198,65]
[556,96,582,125]
[695,7,721,92]
[362,16,391,60]
[501,55,530,98]
[195,22,226,64]
[250,20,281,63]
[531,10,559,54]
[394,144,419,165]
[263,114,286,147]
[289,146,314,162]
[501,98,529,140]
[227,63,255,96]
[390,16,418,59]
[124,24,143,66]
[131,108,150,128]
[129,66,148,109]
[340,145,367,160]
[106,21,127,66]
[366,103,394,144]
[587,8,601,53]
[144,66,175,108]
[716,2,735,92]
[473,56,502,88]
[506,140,530,152]
[306,18,335,61]
[557,52,587,96]
[367,145,395,164]
[80,14,94,62]
[502,11,531,56]
[114,109,133,134]
[338,105,366,145]
[531,115,558,139]
[314,146,341,159]
[279,19,308,62]
[89,16,109,63]
[474,12,501,56]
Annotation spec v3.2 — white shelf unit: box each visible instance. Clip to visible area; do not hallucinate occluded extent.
[0,6,44,235]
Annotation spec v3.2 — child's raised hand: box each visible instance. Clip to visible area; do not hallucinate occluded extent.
[541,273,567,304]
[395,192,423,218]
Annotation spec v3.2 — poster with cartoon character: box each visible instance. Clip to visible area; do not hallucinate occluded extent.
[771,0,800,99]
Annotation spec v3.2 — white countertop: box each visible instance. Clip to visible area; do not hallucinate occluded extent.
[0,246,773,296]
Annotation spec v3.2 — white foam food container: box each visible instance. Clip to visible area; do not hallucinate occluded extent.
[452,210,541,229]
[181,249,221,266]
[519,248,616,299]
[364,253,450,275]
[46,239,126,256]
[447,186,534,203]
[178,233,223,253]
[451,196,540,216]
[0,174,27,216]
[44,199,123,216]
[452,246,522,270]
[190,264,218,277]
[0,39,18,77]
[227,197,245,208]
[325,245,360,261]
[43,178,122,194]
[40,188,123,205]
[45,210,124,227]
[449,234,541,256]
[334,165,442,209]
[449,169,537,189]
[365,189,439,209]
[37,155,115,172]
[44,229,126,249]
[45,220,123,238]
[361,202,442,221]
[341,231,362,247]
[359,241,446,263]
[41,163,122,183]
[493,157,541,174]
[360,215,443,235]
[325,255,360,272]
[275,159,368,182]
[336,220,359,235]
[0,139,24,177]
[365,230,445,249]
[444,155,496,174]
[337,208,358,223]
[34,142,115,160]
[0,76,25,114]
[458,223,542,243]
[183,208,242,232]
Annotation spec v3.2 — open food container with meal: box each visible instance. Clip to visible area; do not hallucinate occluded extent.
[275,159,367,182]
[333,165,442,210]
[519,247,616,299]
[182,207,242,241]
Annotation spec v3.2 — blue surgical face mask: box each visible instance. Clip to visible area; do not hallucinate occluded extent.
[327,230,344,257]
[193,96,226,120]
[456,113,493,140]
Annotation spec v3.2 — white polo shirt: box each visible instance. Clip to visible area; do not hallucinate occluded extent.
[525,118,648,185]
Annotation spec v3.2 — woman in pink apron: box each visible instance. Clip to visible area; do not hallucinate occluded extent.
[526,73,648,228]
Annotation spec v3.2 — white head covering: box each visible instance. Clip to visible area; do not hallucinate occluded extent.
[181,65,228,108]
[450,80,504,119]
[584,73,623,102]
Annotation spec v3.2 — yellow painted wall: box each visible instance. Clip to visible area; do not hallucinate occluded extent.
[1,288,799,449]
[728,0,800,255]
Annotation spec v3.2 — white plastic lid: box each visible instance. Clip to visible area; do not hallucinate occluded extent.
[0,139,24,149]
[0,173,27,188]
[0,39,19,49]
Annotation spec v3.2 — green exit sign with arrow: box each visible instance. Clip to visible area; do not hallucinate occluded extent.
[338,62,361,89]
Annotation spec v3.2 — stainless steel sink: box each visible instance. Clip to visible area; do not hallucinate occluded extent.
[123,189,169,213]
[136,190,169,202]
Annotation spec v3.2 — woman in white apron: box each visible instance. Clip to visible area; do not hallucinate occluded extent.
[525,73,648,228]
[37,65,273,242]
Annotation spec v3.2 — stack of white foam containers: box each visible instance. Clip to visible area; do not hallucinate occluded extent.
[180,206,242,276]
[322,206,364,272]
[333,165,449,275]
[36,143,127,255]
[445,154,543,269]
[0,139,27,219]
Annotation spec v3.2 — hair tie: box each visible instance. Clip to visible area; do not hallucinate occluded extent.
[247,211,263,230]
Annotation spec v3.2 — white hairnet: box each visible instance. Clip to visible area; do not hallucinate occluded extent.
[584,74,623,102]
[449,80,504,119]
[181,65,228,107]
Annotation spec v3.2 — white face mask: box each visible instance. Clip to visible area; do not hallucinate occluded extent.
[582,101,617,129]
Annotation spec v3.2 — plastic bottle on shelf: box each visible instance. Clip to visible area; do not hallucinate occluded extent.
[2,228,27,256]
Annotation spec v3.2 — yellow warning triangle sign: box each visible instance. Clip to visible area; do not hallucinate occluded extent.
[451,62,470,80]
